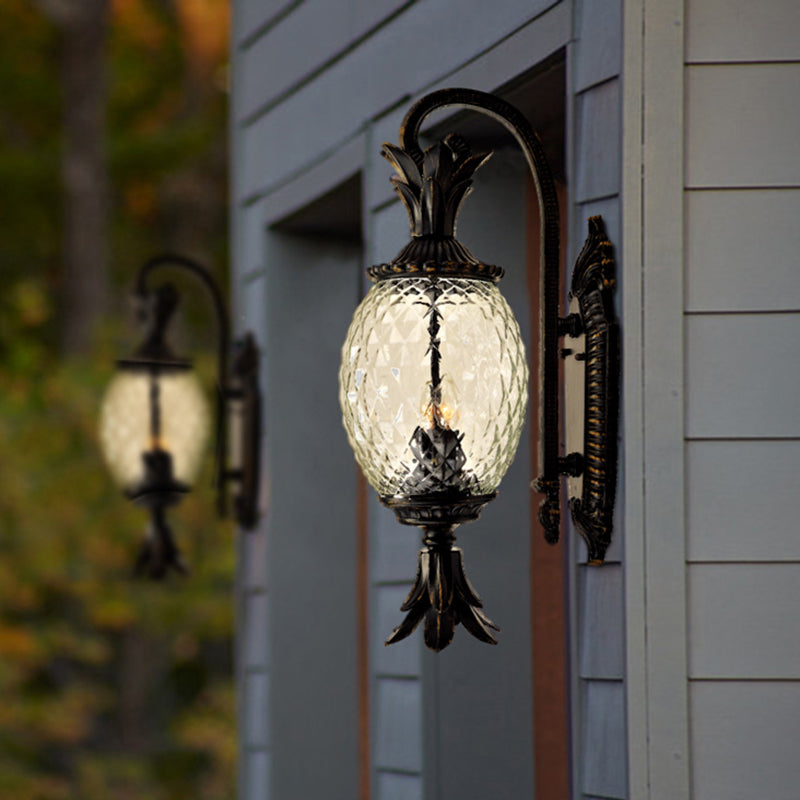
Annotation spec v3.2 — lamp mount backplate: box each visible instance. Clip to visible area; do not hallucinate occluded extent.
[559,215,619,563]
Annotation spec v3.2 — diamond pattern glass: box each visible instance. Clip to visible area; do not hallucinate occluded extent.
[340,276,528,496]
[99,370,210,493]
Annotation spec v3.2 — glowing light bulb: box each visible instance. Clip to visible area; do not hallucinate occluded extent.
[421,374,461,429]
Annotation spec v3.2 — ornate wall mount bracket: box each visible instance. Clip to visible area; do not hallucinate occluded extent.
[558,215,619,563]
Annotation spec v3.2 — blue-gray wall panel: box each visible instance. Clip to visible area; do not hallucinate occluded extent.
[243,750,271,799]
[265,233,361,799]
[373,585,420,677]
[238,0,560,201]
[686,0,800,63]
[574,78,621,203]
[569,5,626,793]
[690,681,800,800]
[685,188,800,313]
[235,0,297,46]
[688,563,800,679]
[685,64,800,188]
[376,771,424,800]
[579,564,625,679]
[374,678,423,772]
[686,313,800,439]
[238,0,414,122]
[243,672,270,748]
[581,680,627,799]
[686,440,800,562]
[242,592,269,670]
[573,0,622,92]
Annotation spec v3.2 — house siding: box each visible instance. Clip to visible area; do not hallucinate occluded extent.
[683,2,800,798]
[621,0,800,798]
[568,2,626,798]
[225,0,800,797]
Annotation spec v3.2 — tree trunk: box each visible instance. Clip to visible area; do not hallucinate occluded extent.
[39,0,111,355]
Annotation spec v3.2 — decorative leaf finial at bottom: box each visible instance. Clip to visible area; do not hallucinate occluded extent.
[385,530,499,652]
[134,505,188,580]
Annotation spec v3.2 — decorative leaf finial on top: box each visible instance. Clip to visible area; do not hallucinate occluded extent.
[382,133,491,240]
[369,134,502,282]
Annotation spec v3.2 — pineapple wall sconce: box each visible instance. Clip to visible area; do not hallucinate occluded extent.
[339,88,619,651]
[99,255,261,578]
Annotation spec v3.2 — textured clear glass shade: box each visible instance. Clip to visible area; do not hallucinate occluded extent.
[99,370,210,493]
[339,276,528,497]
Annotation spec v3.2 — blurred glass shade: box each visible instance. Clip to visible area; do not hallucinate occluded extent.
[340,276,528,497]
[99,370,210,492]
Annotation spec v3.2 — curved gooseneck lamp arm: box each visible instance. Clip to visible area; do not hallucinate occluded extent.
[397,88,565,541]
[135,255,231,517]
[132,254,261,529]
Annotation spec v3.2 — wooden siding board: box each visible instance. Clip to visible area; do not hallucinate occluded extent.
[571,10,626,797]
[243,750,271,799]
[375,771,423,800]
[685,63,800,188]
[687,440,800,562]
[239,269,267,346]
[237,0,559,202]
[639,0,691,796]
[239,76,362,203]
[620,0,646,795]
[574,79,621,203]
[243,672,270,748]
[573,0,622,93]
[686,0,800,64]
[688,563,800,679]
[373,585,420,677]
[369,503,419,584]
[366,1,572,211]
[239,199,266,276]
[243,591,269,670]
[259,134,365,226]
[374,678,423,772]
[240,527,268,590]
[581,680,627,799]
[235,0,296,46]
[238,0,412,123]
[690,682,800,800]
[685,188,800,313]
[579,564,625,679]
[685,313,800,439]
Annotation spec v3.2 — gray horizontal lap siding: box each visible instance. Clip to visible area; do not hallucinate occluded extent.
[683,1,800,798]
[569,1,626,798]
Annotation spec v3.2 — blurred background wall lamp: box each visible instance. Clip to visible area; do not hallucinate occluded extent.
[340,88,619,651]
[99,255,260,579]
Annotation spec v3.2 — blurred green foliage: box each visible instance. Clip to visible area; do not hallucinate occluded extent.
[0,1,236,797]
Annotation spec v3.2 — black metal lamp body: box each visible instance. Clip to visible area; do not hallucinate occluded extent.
[100,255,261,578]
[339,88,619,651]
